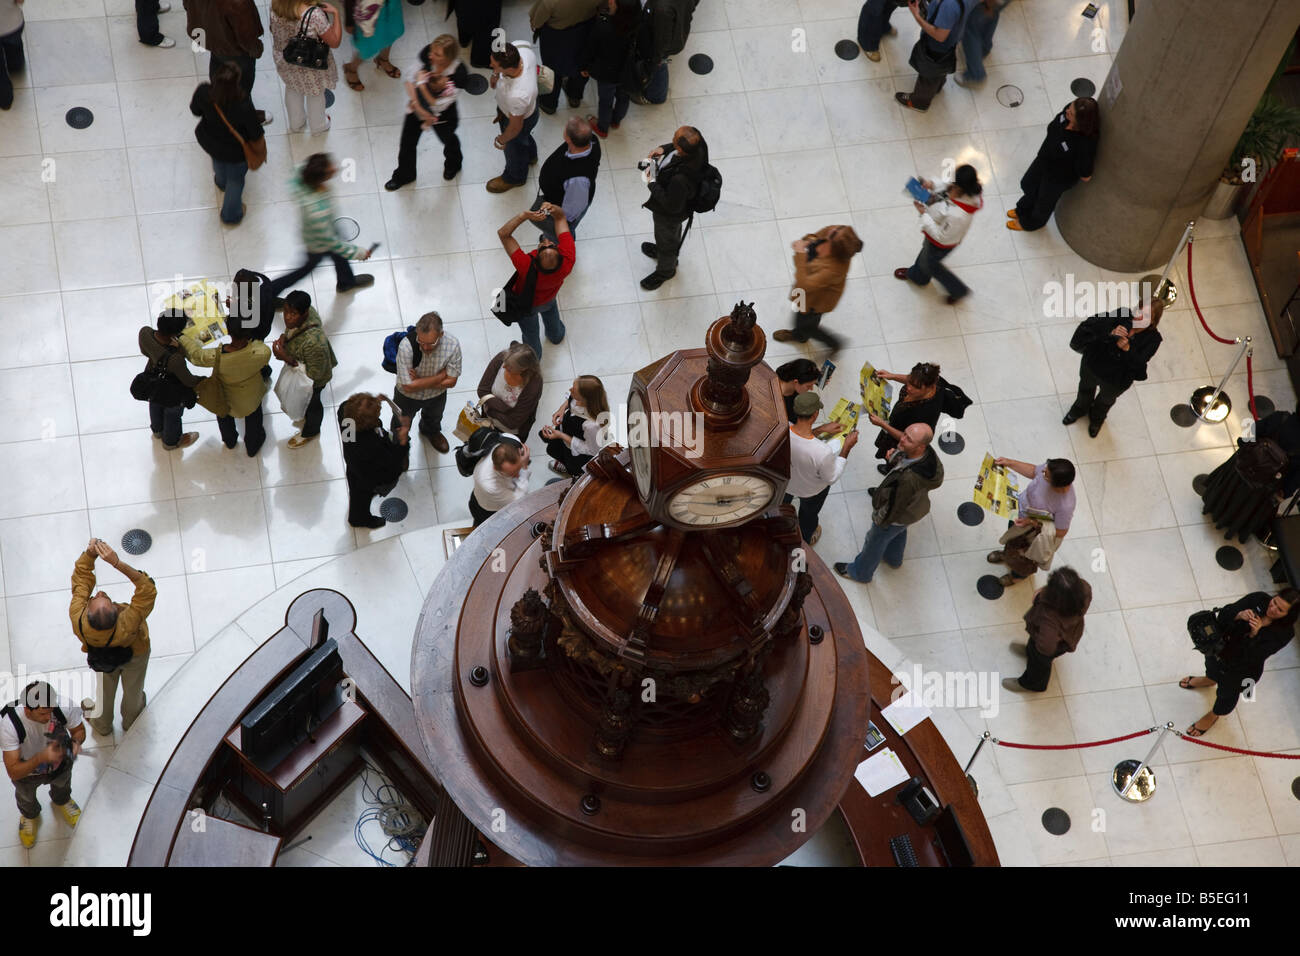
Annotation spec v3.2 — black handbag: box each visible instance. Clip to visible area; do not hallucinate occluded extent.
[282,6,331,70]
[491,258,542,327]
[86,624,133,674]
[130,349,196,408]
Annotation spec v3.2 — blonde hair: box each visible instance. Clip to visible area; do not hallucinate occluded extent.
[430,34,460,62]
[271,0,307,21]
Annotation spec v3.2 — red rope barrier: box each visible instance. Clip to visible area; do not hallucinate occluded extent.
[1185,241,1234,345]
[1247,353,1258,420]
[1173,732,1300,758]
[1184,239,1258,420]
[995,729,1152,750]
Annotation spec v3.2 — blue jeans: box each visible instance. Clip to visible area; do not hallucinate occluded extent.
[499,107,539,186]
[595,79,629,131]
[517,298,565,358]
[857,0,895,53]
[212,158,247,224]
[960,2,1002,82]
[642,60,669,104]
[149,400,184,447]
[845,522,908,583]
[907,240,969,300]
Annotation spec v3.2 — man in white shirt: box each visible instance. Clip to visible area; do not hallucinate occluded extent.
[471,440,532,527]
[2,681,86,848]
[487,42,541,193]
[784,391,858,545]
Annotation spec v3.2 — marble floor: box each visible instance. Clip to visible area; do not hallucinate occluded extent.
[2,0,1297,866]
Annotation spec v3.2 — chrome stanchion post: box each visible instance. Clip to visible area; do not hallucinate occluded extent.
[1148,220,1194,307]
[1191,337,1249,423]
[1112,723,1173,803]
[963,730,992,796]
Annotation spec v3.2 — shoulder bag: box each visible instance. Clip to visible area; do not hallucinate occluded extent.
[908,0,966,78]
[491,258,542,327]
[213,101,267,170]
[283,5,332,69]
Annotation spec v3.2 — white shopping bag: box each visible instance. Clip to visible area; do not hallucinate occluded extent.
[274,363,315,421]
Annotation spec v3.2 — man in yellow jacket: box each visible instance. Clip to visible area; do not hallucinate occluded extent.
[69,539,156,737]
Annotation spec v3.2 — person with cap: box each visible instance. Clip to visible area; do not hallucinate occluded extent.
[835,422,943,583]
[69,538,156,738]
[785,391,857,545]
[1,681,86,848]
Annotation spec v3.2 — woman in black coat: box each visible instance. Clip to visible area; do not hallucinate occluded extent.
[1063,297,1164,438]
[579,0,639,137]
[1008,96,1098,232]
[339,392,410,529]
[869,362,944,475]
[1201,410,1300,542]
[1181,588,1300,736]
[190,61,263,226]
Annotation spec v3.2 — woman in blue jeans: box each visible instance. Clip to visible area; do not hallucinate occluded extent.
[137,310,203,450]
[579,0,638,137]
[189,62,264,225]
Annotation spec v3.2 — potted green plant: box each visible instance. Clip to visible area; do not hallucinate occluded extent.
[1205,96,1300,219]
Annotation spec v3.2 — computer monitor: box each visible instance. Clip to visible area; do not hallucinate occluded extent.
[239,638,345,772]
[933,805,975,867]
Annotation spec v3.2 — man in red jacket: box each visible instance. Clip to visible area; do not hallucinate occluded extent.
[184,0,269,124]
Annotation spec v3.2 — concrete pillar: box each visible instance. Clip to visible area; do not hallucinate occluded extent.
[1056,0,1300,271]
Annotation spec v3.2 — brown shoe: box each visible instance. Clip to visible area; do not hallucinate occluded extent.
[772,329,797,343]
[486,176,522,194]
[430,432,450,454]
[986,550,1005,564]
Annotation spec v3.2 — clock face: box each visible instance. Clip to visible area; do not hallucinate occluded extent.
[628,390,653,499]
[666,473,775,528]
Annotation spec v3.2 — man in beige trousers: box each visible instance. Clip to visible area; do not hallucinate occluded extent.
[69,539,155,736]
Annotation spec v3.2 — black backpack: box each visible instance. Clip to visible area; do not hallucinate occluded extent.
[2,702,68,745]
[690,163,722,215]
[1235,437,1289,488]
[454,429,521,478]
[939,378,972,420]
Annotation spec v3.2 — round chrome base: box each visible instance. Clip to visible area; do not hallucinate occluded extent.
[1190,385,1231,423]
[1112,760,1157,802]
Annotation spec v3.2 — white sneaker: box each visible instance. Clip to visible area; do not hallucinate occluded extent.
[157,1,171,11]
[155,37,175,49]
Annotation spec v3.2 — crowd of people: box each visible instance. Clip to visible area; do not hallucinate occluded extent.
[4,0,1296,849]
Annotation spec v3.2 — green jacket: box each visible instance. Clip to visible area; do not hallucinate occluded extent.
[872,446,944,527]
[283,308,337,385]
[184,338,271,419]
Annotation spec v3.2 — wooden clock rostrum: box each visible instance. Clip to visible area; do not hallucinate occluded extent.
[412,301,871,865]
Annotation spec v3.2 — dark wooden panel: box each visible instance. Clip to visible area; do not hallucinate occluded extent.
[169,814,281,867]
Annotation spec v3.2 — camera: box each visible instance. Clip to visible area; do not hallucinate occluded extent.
[637,159,652,171]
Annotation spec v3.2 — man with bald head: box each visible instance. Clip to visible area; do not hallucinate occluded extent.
[532,115,602,241]
[69,538,156,736]
[835,422,944,583]
[640,124,709,290]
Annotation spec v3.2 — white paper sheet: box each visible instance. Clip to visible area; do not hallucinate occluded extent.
[881,690,932,736]
[854,746,910,797]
